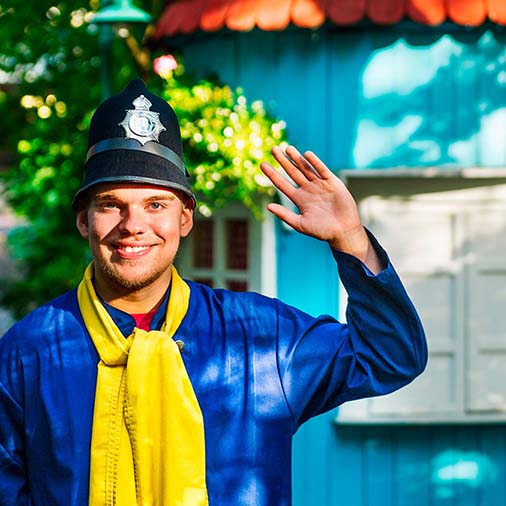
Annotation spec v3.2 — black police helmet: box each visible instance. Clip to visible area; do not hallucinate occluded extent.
[72,78,195,209]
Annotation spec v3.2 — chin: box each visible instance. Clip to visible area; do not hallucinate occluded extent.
[96,262,166,292]
[118,269,165,290]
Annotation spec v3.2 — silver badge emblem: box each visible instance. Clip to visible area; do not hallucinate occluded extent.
[119,94,166,145]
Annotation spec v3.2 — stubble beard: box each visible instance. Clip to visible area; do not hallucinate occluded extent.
[94,257,171,292]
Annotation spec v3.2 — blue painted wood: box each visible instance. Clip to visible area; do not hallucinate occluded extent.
[394,426,431,506]
[292,412,334,506]
[479,426,506,505]
[325,422,365,506]
[430,426,457,504]
[364,427,395,506]
[177,23,506,506]
[183,27,506,171]
[321,424,506,506]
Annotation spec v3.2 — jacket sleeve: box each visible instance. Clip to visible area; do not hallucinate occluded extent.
[275,232,427,430]
[0,331,31,506]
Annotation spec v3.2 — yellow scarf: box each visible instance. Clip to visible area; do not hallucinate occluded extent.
[77,263,208,506]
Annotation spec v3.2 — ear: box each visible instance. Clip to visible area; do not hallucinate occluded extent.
[180,205,194,238]
[76,209,89,239]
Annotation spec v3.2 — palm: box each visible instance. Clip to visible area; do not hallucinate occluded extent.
[260,146,362,244]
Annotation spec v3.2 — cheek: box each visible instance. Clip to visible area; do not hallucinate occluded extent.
[89,217,119,241]
[158,222,183,239]
[155,213,187,235]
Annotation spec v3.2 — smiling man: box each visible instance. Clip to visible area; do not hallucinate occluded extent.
[77,183,193,311]
[0,78,427,506]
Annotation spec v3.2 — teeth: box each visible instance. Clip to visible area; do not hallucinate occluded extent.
[121,246,148,253]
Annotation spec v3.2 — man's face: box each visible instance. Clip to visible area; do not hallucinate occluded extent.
[76,183,193,297]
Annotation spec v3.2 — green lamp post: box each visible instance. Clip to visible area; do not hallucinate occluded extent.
[93,0,152,98]
[94,0,152,24]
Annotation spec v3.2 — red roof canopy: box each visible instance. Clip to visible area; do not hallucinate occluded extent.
[154,0,506,39]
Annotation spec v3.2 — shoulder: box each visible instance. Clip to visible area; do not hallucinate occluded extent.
[184,279,322,330]
[0,290,82,351]
[186,279,279,312]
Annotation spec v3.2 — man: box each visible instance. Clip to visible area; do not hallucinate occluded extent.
[0,78,427,506]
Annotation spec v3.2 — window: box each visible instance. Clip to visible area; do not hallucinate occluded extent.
[176,203,276,296]
[336,169,506,423]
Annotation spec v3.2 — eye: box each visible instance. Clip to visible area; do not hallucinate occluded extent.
[97,201,119,211]
[149,202,164,210]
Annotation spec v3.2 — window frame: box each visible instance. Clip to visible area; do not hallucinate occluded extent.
[176,202,277,297]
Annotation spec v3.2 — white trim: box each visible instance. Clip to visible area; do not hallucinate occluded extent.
[339,167,506,181]
[260,208,277,297]
[336,414,506,425]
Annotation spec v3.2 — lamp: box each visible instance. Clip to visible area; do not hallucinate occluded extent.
[94,0,152,25]
[93,0,152,98]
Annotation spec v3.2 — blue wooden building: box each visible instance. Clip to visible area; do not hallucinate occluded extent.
[153,1,506,504]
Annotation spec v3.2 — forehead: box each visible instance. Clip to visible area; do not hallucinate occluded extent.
[90,182,182,201]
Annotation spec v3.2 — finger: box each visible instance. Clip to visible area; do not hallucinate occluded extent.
[266,203,301,231]
[271,146,308,187]
[276,145,320,182]
[285,146,321,181]
[303,151,336,180]
[260,161,298,200]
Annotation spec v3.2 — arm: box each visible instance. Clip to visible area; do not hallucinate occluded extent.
[261,146,427,427]
[260,145,383,274]
[0,335,30,506]
[275,239,427,429]
[0,389,29,506]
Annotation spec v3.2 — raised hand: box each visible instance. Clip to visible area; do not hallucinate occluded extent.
[260,145,383,274]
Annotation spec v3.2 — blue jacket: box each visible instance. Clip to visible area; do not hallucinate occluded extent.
[0,244,426,505]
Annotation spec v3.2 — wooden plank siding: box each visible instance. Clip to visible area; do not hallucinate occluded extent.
[293,418,506,505]
[175,24,506,506]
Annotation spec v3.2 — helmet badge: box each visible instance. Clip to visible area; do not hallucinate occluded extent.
[119,94,166,145]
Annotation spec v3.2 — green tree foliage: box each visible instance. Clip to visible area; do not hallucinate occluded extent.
[160,64,287,217]
[0,1,287,317]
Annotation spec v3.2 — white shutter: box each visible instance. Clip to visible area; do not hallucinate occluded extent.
[467,207,506,413]
[336,171,506,423]
[339,197,464,420]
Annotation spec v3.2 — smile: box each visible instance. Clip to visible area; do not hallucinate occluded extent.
[114,244,152,258]
[122,245,149,253]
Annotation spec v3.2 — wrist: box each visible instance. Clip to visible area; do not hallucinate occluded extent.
[328,225,369,259]
[329,226,384,274]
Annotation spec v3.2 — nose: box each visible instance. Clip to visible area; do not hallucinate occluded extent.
[118,205,147,235]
